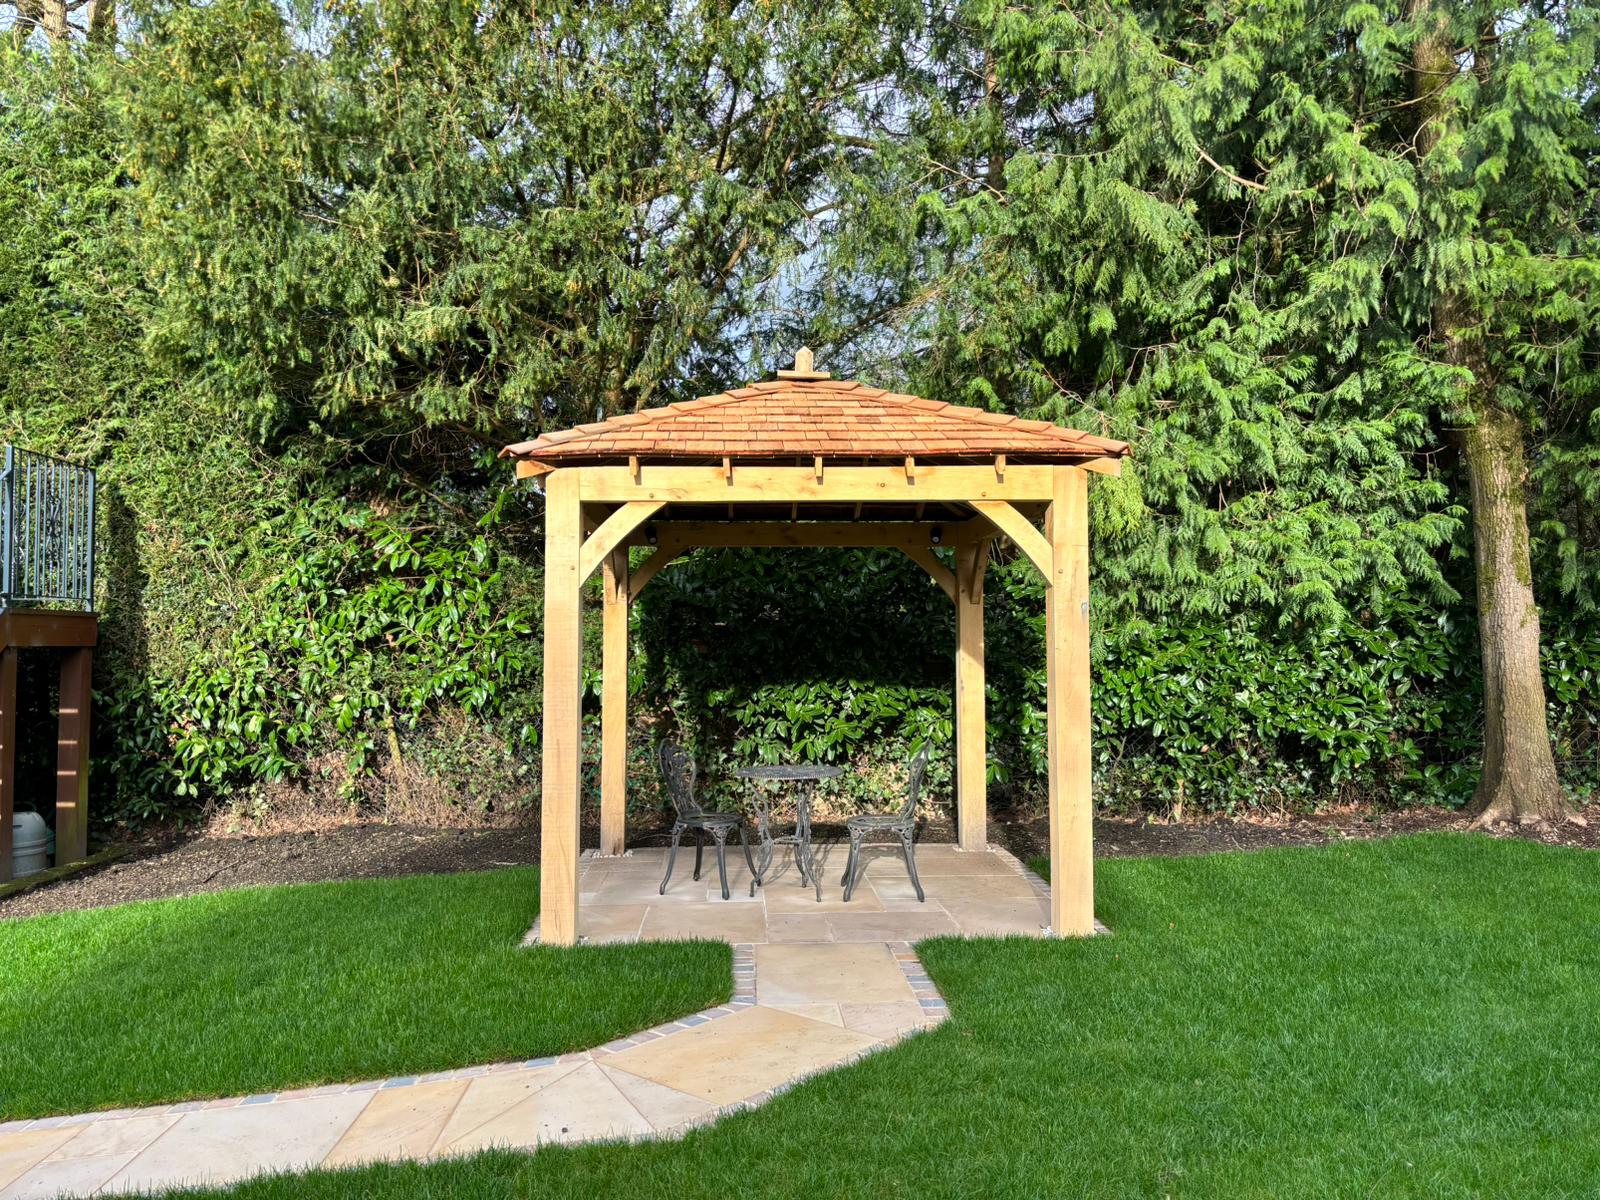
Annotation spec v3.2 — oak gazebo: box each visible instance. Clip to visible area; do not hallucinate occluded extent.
[502,352,1129,946]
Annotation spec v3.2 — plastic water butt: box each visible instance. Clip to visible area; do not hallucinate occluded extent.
[11,812,50,878]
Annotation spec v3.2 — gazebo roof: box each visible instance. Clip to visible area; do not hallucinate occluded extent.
[500,378,1128,466]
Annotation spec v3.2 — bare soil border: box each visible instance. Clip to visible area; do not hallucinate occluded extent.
[2,802,1594,921]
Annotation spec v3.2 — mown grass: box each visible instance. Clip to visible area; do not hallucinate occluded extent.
[0,868,730,1120]
[154,834,1600,1199]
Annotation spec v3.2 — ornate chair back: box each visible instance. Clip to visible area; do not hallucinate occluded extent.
[657,740,704,820]
[897,743,931,821]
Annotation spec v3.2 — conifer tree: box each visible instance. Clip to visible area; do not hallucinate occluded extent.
[830,0,1600,822]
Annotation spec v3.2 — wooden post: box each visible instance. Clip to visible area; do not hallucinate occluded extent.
[539,469,584,946]
[599,547,629,857]
[1045,467,1095,935]
[55,647,92,865]
[0,648,15,883]
[954,541,989,851]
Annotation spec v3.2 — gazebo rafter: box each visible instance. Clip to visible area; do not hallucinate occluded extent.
[503,353,1130,947]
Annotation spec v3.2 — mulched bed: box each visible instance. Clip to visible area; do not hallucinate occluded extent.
[2,802,1594,921]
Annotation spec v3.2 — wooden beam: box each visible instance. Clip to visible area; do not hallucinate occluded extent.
[1045,467,1095,935]
[625,521,956,550]
[1079,456,1122,476]
[0,649,14,884]
[599,549,629,857]
[627,544,689,601]
[514,459,555,479]
[55,647,91,866]
[577,464,1062,504]
[578,500,665,584]
[954,541,989,852]
[968,500,1054,580]
[898,545,956,602]
[940,516,1001,546]
[0,611,97,653]
[539,468,584,946]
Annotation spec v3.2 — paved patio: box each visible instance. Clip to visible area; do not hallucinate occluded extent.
[541,841,1056,945]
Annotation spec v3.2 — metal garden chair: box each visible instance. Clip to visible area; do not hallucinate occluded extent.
[657,740,758,901]
[841,743,930,903]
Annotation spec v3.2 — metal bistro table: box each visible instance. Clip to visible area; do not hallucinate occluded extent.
[737,764,844,903]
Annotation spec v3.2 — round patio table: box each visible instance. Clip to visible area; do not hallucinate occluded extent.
[736,764,844,903]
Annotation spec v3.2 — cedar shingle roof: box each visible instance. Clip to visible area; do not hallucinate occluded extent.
[500,380,1129,464]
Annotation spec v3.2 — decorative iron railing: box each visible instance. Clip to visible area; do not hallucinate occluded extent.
[0,446,96,611]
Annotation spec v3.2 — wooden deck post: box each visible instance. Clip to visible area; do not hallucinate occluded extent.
[1045,466,1095,935]
[55,646,92,865]
[0,648,15,883]
[599,547,629,857]
[954,541,989,851]
[539,469,584,946]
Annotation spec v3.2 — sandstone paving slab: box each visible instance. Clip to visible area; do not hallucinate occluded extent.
[576,904,650,944]
[0,1151,137,1200]
[878,872,1040,903]
[322,1078,468,1167]
[103,1091,371,1195]
[826,909,961,942]
[941,897,1050,937]
[40,1113,177,1163]
[597,1066,713,1132]
[839,1002,939,1040]
[639,904,767,944]
[602,1007,879,1107]
[0,1130,82,1194]
[898,850,1019,877]
[765,1002,844,1026]
[436,1063,649,1155]
[754,943,915,1006]
[762,914,834,943]
[761,880,883,915]
[429,1061,585,1154]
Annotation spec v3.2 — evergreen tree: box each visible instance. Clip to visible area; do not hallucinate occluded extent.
[831,0,1600,822]
[121,0,917,470]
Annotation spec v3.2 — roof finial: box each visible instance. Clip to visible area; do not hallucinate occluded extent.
[776,345,831,381]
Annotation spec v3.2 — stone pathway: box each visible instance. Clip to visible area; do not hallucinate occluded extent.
[0,942,948,1198]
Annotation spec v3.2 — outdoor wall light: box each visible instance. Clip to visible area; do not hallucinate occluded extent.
[646,526,658,546]
[930,525,943,545]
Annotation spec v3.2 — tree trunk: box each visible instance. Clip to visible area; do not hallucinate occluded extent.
[1411,0,1568,824]
[41,0,68,41]
[1460,409,1568,824]
[86,0,115,46]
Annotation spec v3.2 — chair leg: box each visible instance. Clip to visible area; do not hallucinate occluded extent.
[843,831,866,902]
[712,827,731,900]
[660,823,685,895]
[693,829,704,881]
[750,835,773,898]
[901,829,925,903]
[739,824,757,876]
[841,837,855,887]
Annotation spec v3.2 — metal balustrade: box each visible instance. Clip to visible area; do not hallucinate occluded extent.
[0,445,96,611]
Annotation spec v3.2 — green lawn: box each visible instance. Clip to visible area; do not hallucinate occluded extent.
[153,834,1599,1199]
[0,868,730,1120]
